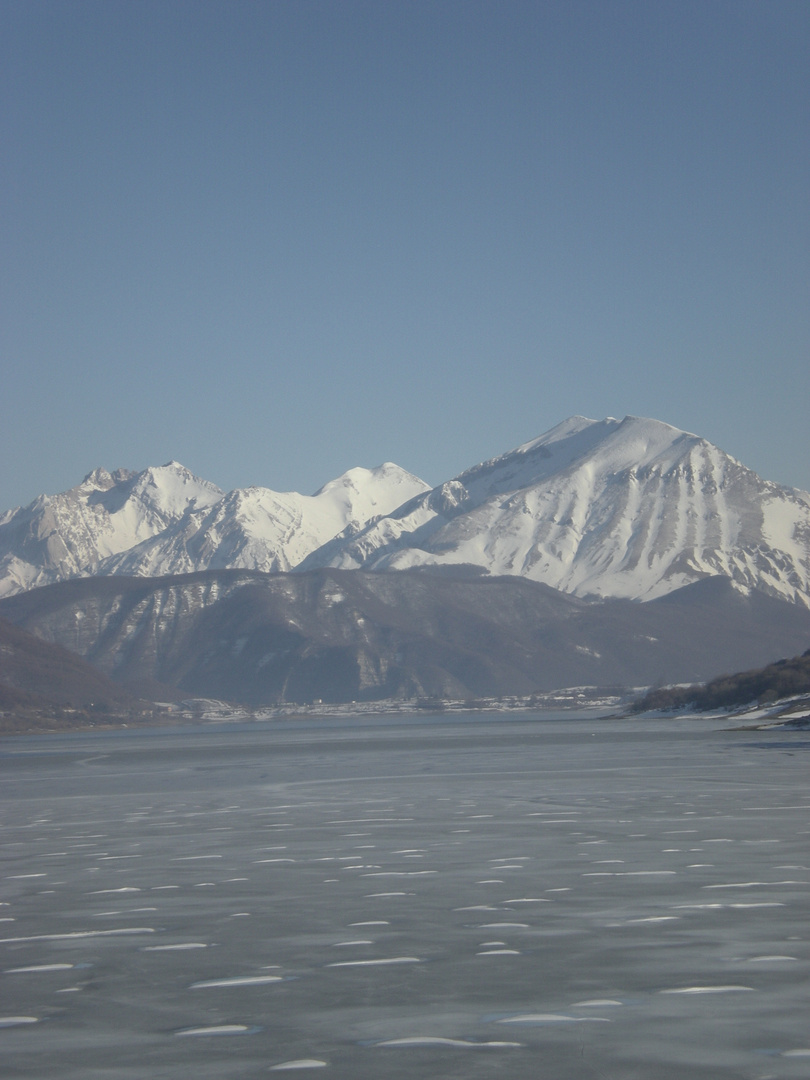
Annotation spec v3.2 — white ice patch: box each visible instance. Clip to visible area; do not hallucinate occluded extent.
[4,963,74,973]
[0,928,154,943]
[175,1025,252,1037]
[582,871,676,877]
[190,975,283,988]
[703,880,809,888]
[476,923,529,929]
[327,957,421,968]
[374,1036,521,1048]
[0,1016,39,1027]
[88,887,141,894]
[497,1014,611,1024]
[361,871,437,877]
[672,902,785,910]
[503,898,550,904]
[659,985,755,995]
[270,1060,328,1069]
[611,916,680,925]
[570,1000,623,1008]
[142,943,208,951]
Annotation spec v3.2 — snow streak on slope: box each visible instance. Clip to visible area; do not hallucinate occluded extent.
[306,417,810,607]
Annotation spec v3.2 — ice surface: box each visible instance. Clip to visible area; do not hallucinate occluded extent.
[1,711,809,1079]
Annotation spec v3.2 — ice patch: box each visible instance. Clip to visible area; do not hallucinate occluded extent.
[704,880,809,888]
[142,943,208,951]
[374,1036,521,1048]
[673,902,785,910]
[0,928,154,943]
[175,1025,254,1036]
[746,955,797,962]
[270,1060,328,1069]
[327,957,421,968]
[190,975,283,988]
[503,898,549,904]
[361,871,437,877]
[88,887,141,894]
[583,871,676,877]
[94,908,157,916]
[659,985,755,995]
[476,923,529,929]
[173,855,223,861]
[4,963,74,973]
[571,999,623,1008]
[497,1013,610,1024]
[0,1016,39,1027]
[615,916,680,924]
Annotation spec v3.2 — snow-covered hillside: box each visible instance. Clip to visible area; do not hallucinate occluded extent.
[304,416,810,607]
[2,416,809,607]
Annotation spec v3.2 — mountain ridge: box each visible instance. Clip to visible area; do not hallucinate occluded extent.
[2,416,809,607]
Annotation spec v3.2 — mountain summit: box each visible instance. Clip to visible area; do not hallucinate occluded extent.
[305,416,810,606]
[1,417,809,606]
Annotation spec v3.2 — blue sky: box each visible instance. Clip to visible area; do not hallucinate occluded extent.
[2,0,808,507]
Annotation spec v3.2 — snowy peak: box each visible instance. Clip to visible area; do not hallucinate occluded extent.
[314,463,430,523]
[0,461,225,597]
[463,415,695,495]
[125,461,224,517]
[307,416,810,608]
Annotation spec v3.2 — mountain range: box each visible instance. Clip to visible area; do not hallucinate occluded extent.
[3,416,810,607]
[1,415,809,715]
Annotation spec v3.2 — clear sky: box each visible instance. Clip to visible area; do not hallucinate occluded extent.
[2,0,808,508]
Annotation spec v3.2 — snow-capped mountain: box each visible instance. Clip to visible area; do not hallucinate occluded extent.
[1,416,809,608]
[303,416,810,607]
[98,463,431,577]
[0,462,224,597]
[0,461,430,597]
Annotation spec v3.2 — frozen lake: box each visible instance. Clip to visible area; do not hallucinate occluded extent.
[1,712,809,1078]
